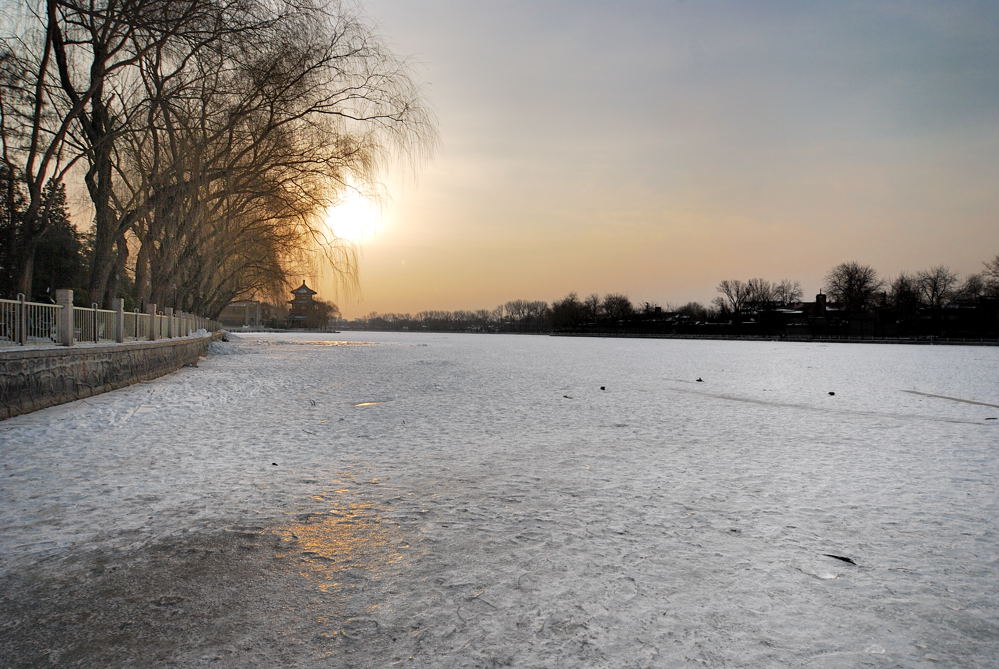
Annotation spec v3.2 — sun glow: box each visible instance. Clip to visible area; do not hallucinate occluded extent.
[323,189,382,244]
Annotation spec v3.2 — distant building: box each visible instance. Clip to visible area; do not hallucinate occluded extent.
[286,281,319,329]
[219,300,277,328]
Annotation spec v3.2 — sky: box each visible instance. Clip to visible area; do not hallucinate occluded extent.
[320,0,999,318]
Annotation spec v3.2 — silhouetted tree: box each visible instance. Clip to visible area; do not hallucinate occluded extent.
[825,262,882,313]
[676,301,708,321]
[916,265,958,309]
[525,300,549,329]
[983,255,999,297]
[0,171,83,300]
[889,273,922,306]
[550,292,585,329]
[503,299,528,321]
[889,273,923,332]
[28,181,86,301]
[744,278,775,308]
[3,0,433,315]
[716,279,749,314]
[773,279,803,307]
[601,293,634,321]
[955,273,986,300]
[711,296,731,318]
[0,165,26,295]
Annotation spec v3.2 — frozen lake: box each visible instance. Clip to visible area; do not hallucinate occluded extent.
[1,332,997,667]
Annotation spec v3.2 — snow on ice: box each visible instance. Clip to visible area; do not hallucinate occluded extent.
[1,332,997,667]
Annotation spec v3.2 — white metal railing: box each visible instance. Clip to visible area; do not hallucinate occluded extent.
[97,308,116,342]
[28,301,61,343]
[0,299,14,344]
[1,296,62,345]
[73,306,94,342]
[71,305,118,343]
[0,291,220,348]
[124,310,137,340]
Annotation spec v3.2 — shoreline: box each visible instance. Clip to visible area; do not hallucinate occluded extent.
[302,326,999,346]
[548,331,999,346]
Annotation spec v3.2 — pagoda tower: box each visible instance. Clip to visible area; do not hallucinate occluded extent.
[286,281,318,328]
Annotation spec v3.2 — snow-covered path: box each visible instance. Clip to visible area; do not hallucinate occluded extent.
[1,332,997,667]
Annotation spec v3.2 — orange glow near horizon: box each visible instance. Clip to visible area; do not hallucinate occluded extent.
[322,2,999,319]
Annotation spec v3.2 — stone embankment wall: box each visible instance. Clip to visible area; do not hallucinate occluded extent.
[0,336,213,420]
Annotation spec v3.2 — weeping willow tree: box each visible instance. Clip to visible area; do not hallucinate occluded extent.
[121,1,434,317]
[2,0,433,314]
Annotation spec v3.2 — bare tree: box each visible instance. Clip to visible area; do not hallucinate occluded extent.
[1,2,91,296]
[824,261,882,313]
[889,272,923,331]
[744,278,775,308]
[955,273,986,300]
[675,301,708,321]
[716,279,749,313]
[983,255,999,297]
[3,0,433,314]
[51,0,234,304]
[550,292,585,329]
[773,279,803,307]
[889,273,922,307]
[916,265,958,309]
[601,293,633,321]
[503,299,528,321]
[525,300,548,327]
[119,1,431,316]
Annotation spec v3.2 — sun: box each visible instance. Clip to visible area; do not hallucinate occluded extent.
[323,189,381,244]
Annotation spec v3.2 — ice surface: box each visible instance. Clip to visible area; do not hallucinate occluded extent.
[1,332,997,666]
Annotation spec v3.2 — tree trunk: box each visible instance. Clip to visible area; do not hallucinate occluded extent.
[135,237,151,307]
[105,233,129,306]
[84,132,115,307]
[14,239,38,297]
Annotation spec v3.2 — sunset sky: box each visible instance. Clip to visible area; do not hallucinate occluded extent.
[323,0,999,318]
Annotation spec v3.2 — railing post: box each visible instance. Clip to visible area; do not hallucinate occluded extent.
[147,303,157,340]
[56,289,74,346]
[16,293,27,345]
[165,307,174,338]
[113,298,125,343]
[91,303,99,342]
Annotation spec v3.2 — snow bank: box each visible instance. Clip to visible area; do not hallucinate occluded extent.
[207,339,245,355]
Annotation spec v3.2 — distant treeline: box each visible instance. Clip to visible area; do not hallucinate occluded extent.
[342,257,999,339]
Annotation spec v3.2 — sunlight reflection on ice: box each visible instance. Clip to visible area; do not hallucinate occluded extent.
[274,489,407,594]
